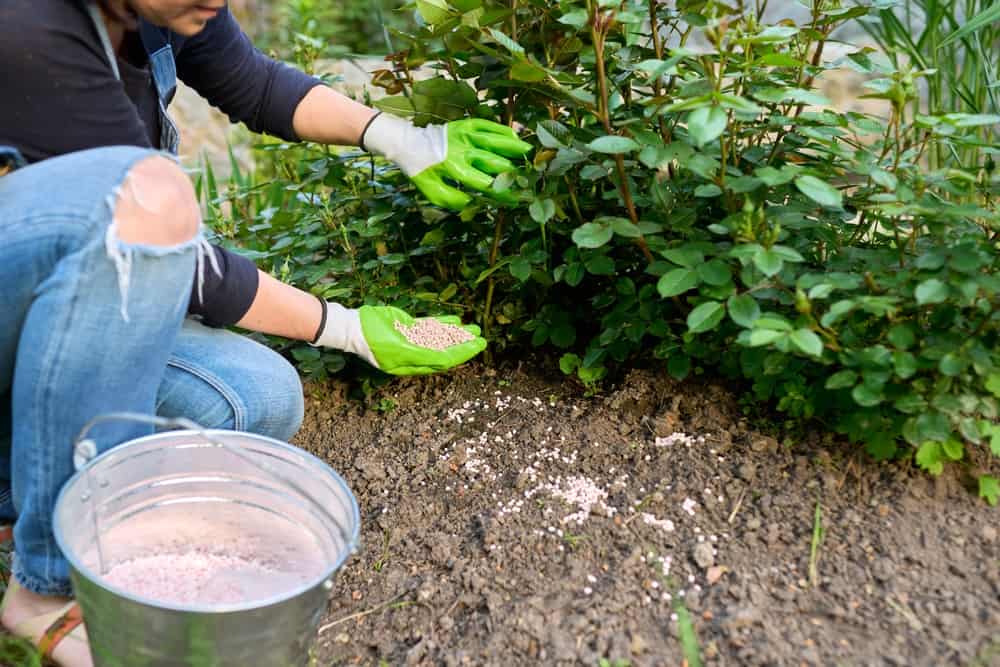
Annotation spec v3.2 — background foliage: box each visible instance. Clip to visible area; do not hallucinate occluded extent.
[204,0,1000,499]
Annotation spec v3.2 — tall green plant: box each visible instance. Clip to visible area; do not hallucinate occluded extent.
[260,0,413,59]
[208,0,1000,499]
[858,0,1000,170]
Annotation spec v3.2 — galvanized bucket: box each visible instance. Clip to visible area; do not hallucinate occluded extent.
[53,416,360,667]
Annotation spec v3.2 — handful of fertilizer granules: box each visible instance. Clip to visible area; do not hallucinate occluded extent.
[394,318,475,350]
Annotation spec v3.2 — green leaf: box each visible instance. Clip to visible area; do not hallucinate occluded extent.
[905,412,952,445]
[564,263,584,286]
[795,175,843,208]
[687,301,726,333]
[663,247,704,268]
[559,353,581,375]
[510,61,547,82]
[915,279,948,305]
[865,431,898,461]
[941,4,1000,46]
[753,248,784,277]
[509,256,531,282]
[529,198,556,224]
[668,354,691,380]
[488,28,525,54]
[607,217,642,238]
[988,423,1000,457]
[416,0,451,24]
[770,245,804,262]
[939,353,965,377]
[820,300,856,328]
[558,8,589,29]
[755,165,799,186]
[536,124,564,148]
[550,323,576,348]
[374,95,415,116]
[657,268,700,297]
[941,438,964,461]
[750,25,799,43]
[893,351,918,379]
[916,441,945,476]
[790,329,823,358]
[694,184,723,198]
[947,113,1000,128]
[986,373,1000,398]
[851,383,883,407]
[727,175,763,193]
[571,222,613,248]
[894,394,927,414]
[754,316,793,331]
[825,370,857,389]
[686,106,727,147]
[585,254,616,275]
[870,169,898,191]
[747,329,784,346]
[697,259,731,286]
[727,293,760,327]
[587,136,640,154]
[887,324,915,349]
[979,475,1000,506]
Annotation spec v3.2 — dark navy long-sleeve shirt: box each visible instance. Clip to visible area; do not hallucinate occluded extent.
[0,0,322,325]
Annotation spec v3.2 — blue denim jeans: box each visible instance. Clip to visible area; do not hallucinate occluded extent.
[0,147,304,596]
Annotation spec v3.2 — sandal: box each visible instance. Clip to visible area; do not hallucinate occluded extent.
[1,580,92,667]
[0,524,12,544]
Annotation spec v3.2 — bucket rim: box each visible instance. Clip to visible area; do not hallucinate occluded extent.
[53,428,361,614]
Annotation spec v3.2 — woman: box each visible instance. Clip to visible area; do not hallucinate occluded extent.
[0,1,530,663]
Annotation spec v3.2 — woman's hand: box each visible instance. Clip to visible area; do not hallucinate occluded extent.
[362,115,533,210]
[313,303,486,376]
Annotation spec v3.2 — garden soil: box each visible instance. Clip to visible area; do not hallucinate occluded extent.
[296,361,1000,667]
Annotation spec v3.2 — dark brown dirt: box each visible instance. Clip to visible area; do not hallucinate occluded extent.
[294,362,1000,667]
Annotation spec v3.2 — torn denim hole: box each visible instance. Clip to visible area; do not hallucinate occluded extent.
[103,174,222,322]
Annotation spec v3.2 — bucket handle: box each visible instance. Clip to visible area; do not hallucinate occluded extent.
[73,412,358,559]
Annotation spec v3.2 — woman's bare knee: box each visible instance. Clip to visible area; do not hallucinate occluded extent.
[114,156,201,246]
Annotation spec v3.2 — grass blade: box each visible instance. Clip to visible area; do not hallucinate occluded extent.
[809,500,825,588]
[674,599,703,667]
[940,4,1000,48]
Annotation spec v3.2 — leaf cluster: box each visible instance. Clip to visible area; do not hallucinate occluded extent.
[208,0,1000,499]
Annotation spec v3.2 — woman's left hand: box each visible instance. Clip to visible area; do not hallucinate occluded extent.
[362,114,532,210]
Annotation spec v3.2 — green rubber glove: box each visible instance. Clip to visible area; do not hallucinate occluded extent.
[361,114,533,210]
[312,302,486,376]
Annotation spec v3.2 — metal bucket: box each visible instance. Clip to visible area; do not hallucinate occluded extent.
[53,427,360,667]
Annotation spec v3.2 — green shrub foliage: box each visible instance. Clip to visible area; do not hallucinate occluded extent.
[203,0,1000,497]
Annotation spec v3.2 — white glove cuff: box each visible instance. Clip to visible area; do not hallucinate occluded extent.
[310,302,379,368]
[360,113,447,177]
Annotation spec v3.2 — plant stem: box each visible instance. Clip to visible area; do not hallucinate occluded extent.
[482,0,519,345]
[590,17,654,263]
[482,210,505,345]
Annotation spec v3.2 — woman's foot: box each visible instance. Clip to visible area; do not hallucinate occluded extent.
[0,580,92,667]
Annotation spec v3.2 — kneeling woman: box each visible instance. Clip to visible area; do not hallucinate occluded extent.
[0,1,530,664]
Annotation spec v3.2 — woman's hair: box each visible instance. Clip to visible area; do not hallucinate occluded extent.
[94,0,139,29]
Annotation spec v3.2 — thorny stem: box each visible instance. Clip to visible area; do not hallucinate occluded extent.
[648,0,670,142]
[590,12,654,263]
[482,0,518,344]
[482,210,505,343]
[566,177,585,224]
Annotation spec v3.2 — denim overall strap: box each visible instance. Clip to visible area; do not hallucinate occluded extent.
[148,46,182,154]
[84,6,181,155]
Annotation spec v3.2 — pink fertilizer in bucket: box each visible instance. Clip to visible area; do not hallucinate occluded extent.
[54,421,361,666]
[101,550,311,606]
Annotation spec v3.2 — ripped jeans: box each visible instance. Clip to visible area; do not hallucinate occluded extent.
[0,147,304,596]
